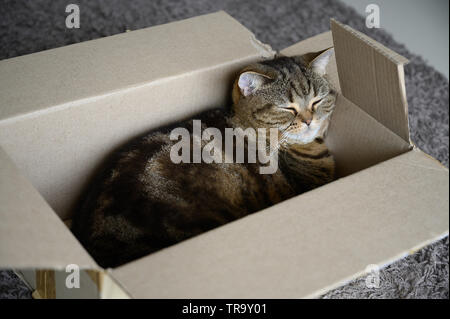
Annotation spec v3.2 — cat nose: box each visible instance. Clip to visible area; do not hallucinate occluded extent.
[302,119,312,126]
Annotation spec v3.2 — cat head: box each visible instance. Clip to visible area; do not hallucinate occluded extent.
[232,48,337,145]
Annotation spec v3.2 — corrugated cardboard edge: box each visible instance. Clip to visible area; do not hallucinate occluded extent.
[250,34,276,58]
[35,270,56,299]
[330,19,411,143]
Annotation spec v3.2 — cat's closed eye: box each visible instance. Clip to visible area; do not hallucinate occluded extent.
[311,99,322,111]
[283,106,298,115]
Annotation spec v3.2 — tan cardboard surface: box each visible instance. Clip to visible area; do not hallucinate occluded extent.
[0,12,274,220]
[111,148,449,298]
[327,94,411,177]
[0,147,98,269]
[330,20,410,142]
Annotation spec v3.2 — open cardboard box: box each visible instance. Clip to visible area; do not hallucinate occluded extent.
[0,12,448,299]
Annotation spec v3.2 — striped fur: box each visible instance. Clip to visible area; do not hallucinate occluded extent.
[72,53,337,267]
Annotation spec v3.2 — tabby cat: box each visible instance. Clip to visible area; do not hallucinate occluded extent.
[71,49,337,267]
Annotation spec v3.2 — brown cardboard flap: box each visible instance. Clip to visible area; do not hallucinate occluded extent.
[331,20,410,142]
[110,148,448,298]
[0,147,99,270]
[0,11,274,123]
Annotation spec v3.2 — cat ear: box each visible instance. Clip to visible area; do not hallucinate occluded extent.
[237,71,272,97]
[309,48,334,75]
[303,48,334,75]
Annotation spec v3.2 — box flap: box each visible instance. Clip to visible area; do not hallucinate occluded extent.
[110,148,448,298]
[330,19,410,142]
[0,11,274,123]
[0,147,99,270]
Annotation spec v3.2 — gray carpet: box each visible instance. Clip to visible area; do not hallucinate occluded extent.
[0,0,448,299]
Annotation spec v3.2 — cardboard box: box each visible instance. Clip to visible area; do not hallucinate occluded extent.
[0,11,448,298]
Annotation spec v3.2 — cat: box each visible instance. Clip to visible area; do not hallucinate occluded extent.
[71,49,337,268]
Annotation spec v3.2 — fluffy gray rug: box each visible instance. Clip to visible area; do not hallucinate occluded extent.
[0,0,448,299]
